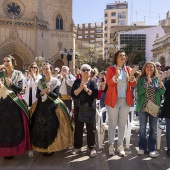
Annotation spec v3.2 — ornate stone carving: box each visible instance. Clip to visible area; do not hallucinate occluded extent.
[3,0,25,19]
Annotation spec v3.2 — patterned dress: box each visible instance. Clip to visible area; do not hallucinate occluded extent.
[0,70,31,157]
[141,78,157,113]
[30,77,73,152]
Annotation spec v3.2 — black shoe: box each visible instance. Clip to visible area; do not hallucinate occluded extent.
[42,152,54,156]
[167,148,170,157]
[3,156,14,159]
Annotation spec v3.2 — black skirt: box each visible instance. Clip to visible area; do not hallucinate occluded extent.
[30,98,59,149]
[0,96,24,147]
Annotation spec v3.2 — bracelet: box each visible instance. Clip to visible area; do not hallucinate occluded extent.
[129,76,135,81]
[115,74,119,80]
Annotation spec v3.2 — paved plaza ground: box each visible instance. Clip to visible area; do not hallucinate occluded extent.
[0,130,170,170]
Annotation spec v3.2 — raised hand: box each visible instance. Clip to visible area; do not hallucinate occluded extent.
[41,88,49,95]
[116,66,121,76]
[147,72,152,83]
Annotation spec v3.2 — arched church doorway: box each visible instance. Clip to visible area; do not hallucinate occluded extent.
[55,59,64,70]
[13,54,23,71]
[159,57,165,71]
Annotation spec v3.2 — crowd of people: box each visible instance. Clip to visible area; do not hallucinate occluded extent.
[0,51,170,160]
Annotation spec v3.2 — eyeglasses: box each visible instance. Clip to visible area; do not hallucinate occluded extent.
[82,69,90,72]
[31,66,37,69]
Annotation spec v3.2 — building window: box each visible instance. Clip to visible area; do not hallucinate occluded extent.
[111,19,116,23]
[96,29,102,33]
[90,40,95,43]
[111,12,116,17]
[118,12,126,18]
[78,31,82,34]
[78,36,82,39]
[90,35,95,38]
[90,30,95,33]
[56,15,63,30]
[118,20,125,25]
[85,35,88,38]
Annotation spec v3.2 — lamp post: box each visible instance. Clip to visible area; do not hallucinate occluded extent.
[60,48,79,68]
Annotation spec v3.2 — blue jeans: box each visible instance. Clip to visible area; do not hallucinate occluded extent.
[165,118,170,149]
[138,112,158,152]
[100,92,106,123]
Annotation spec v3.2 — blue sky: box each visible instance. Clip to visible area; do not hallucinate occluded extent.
[73,0,170,26]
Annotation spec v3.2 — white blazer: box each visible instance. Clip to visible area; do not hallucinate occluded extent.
[24,74,42,106]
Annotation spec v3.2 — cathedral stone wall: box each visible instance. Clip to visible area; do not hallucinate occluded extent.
[0,0,74,71]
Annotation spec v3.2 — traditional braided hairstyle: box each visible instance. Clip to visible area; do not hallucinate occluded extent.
[4,55,17,67]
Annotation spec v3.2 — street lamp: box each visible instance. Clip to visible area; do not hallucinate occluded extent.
[60,48,79,67]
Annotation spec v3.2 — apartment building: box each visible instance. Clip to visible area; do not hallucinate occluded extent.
[76,22,104,59]
[104,1,128,45]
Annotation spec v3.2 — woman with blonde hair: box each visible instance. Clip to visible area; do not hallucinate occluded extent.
[136,61,165,158]
[24,62,42,107]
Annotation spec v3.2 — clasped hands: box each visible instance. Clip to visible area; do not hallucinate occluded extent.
[40,87,50,96]
[115,66,137,81]
[80,81,89,92]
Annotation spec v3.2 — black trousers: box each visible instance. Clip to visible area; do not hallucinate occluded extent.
[73,106,96,150]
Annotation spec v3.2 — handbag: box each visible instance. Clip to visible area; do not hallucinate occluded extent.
[145,99,160,117]
[78,105,96,123]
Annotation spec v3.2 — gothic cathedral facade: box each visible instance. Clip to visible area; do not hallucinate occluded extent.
[0,0,74,71]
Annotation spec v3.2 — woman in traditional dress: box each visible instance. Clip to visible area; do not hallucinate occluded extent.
[0,55,31,159]
[24,62,42,107]
[30,62,73,155]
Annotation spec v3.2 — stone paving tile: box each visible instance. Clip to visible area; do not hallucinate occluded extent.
[0,130,169,170]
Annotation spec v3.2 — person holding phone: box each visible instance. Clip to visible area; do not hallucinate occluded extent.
[105,49,136,157]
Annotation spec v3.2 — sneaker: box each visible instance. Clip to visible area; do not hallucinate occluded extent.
[138,149,144,155]
[117,145,125,157]
[28,150,33,157]
[109,144,115,156]
[149,151,157,158]
[71,148,81,155]
[90,149,97,158]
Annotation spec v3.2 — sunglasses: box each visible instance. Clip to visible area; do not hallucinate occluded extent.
[156,65,161,67]
[82,69,90,72]
[31,66,37,69]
